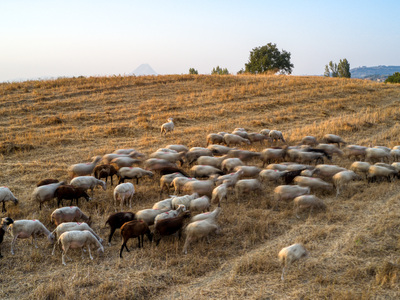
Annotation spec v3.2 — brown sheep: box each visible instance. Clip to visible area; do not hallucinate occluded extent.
[153,211,191,246]
[93,164,120,186]
[120,220,152,258]
[105,212,136,245]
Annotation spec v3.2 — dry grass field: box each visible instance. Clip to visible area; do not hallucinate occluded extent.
[0,74,400,299]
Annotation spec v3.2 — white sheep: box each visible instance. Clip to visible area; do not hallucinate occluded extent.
[31,181,65,210]
[161,118,174,135]
[260,148,287,167]
[189,195,210,212]
[70,176,106,198]
[207,144,234,155]
[182,178,217,198]
[248,132,271,145]
[135,208,169,226]
[390,149,400,161]
[316,143,344,157]
[171,176,197,195]
[102,152,143,164]
[182,219,219,254]
[186,149,214,165]
[343,145,368,161]
[152,196,175,210]
[223,133,251,147]
[68,156,102,178]
[293,195,326,218]
[349,161,371,178]
[221,158,244,173]
[368,165,398,182]
[293,176,333,192]
[274,185,310,206]
[233,166,261,178]
[366,148,391,163]
[191,165,223,178]
[191,206,221,223]
[313,164,347,180]
[51,222,103,255]
[322,134,346,148]
[259,169,286,184]
[278,243,308,281]
[215,169,244,187]
[211,181,229,204]
[301,136,318,146]
[110,156,141,168]
[58,230,104,265]
[332,170,359,197]
[51,206,91,226]
[0,187,18,212]
[266,164,289,171]
[166,144,189,153]
[150,151,185,166]
[154,204,186,224]
[113,148,137,155]
[260,129,271,136]
[118,167,154,184]
[9,219,55,255]
[207,133,224,146]
[113,182,135,211]
[269,130,286,144]
[171,193,199,209]
[391,162,400,172]
[160,172,187,196]
[197,155,227,169]
[235,179,262,202]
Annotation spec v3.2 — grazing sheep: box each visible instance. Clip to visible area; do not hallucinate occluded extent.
[105,212,135,245]
[150,151,186,166]
[160,172,187,196]
[278,243,308,281]
[189,195,210,212]
[390,149,400,161]
[166,144,189,153]
[68,156,102,178]
[248,132,271,145]
[297,150,326,165]
[51,222,103,255]
[316,144,344,157]
[367,165,398,183]
[233,165,261,178]
[260,148,287,167]
[221,158,244,173]
[182,178,217,198]
[293,176,333,192]
[343,145,368,161]
[391,162,400,172]
[171,193,199,210]
[191,165,223,178]
[191,206,221,223]
[161,118,174,135]
[111,157,142,168]
[232,129,249,139]
[154,211,191,246]
[143,158,177,172]
[223,134,251,147]
[135,208,169,226]
[332,170,360,197]
[54,185,91,207]
[322,134,346,148]
[113,182,135,212]
[211,181,229,204]
[113,148,136,155]
[313,164,347,180]
[293,195,326,218]
[207,144,234,155]
[366,148,391,163]
[32,182,65,210]
[118,167,154,184]
[93,164,119,186]
[10,220,55,255]
[51,206,91,226]
[0,217,14,258]
[0,187,18,212]
[269,130,286,144]
[171,177,198,195]
[259,169,286,184]
[260,129,271,136]
[301,136,318,147]
[103,152,144,164]
[70,176,106,198]
[154,204,186,224]
[349,161,371,178]
[215,169,244,187]
[266,164,289,171]
[235,179,262,202]
[182,219,219,254]
[120,220,152,258]
[197,155,227,169]
[274,185,310,208]
[36,179,59,187]
[280,168,308,185]
[58,230,104,265]
[186,149,214,166]
[153,197,174,210]
[227,149,260,163]
[207,133,224,146]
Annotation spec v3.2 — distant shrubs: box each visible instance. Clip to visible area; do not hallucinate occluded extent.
[385,72,400,83]
[189,68,198,75]
[211,66,229,75]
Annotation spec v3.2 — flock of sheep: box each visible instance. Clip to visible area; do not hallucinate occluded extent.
[1,117,400,280]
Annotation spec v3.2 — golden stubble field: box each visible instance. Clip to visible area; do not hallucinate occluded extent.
[0,74,400,299]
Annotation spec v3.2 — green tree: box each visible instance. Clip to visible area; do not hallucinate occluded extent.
[211,66,229,75]
[385,72,400,83]
[338,59,351,78]
[189,68,198,75]
[244,43,294,75]
[324,65,330,77]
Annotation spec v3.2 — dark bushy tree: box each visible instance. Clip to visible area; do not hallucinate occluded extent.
[325,59,350,78]
[211,66,229,75]
[385,72,400,83]
[245,43,293,75]
[189,68,198,75]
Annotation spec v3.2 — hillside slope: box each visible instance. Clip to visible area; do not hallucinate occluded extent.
[0,75,399,299]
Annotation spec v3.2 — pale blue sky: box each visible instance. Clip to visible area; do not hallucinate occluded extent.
[1,0,399,82]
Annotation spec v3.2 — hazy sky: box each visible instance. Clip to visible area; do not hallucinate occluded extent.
[1,0,399,82]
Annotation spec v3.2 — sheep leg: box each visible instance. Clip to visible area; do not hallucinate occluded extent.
[32,233,38,248]
[11,235,18,255]
[108,228,116,245]
[137,236,141,248]
[2,201,6,212]
[182,236,192,255]
[62,245,70,265]
[87,246,93,260]
[281,267,286,281]
[136,178,139,185]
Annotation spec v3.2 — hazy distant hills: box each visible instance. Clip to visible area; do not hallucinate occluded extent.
[350,65,400,81]
[131,64,158,76]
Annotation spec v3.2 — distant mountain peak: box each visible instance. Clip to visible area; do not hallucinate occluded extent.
[131,64,158,76]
